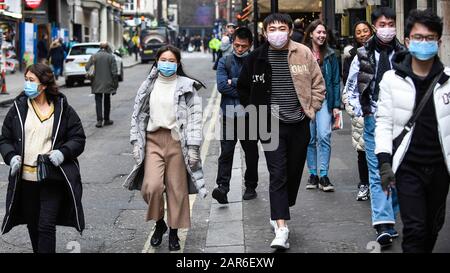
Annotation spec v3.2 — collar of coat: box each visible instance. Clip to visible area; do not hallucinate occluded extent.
[255,40,303,60]
[147,67,199,95]
[364,36,405,54]
[14,92,68,139]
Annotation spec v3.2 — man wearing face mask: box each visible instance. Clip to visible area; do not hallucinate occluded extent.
[212,27,259,204]
[375,9,450,253]
[345,7,405,248]
[237,13,325,250]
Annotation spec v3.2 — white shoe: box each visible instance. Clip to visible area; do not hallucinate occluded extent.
[270,226,290,249]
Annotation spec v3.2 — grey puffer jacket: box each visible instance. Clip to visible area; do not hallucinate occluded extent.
[342,86,365,151]
[123,68,207,197]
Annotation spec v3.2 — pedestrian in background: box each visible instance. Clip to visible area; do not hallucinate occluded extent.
[37,34,49,64]
[0,63,86,253]
[212,27,259,204]
[303,20,341,192]
[375,9,450,253]
[86,42,118,128]
[132,33,140,61]
[48,39,65,80]
[209,35,221,63]
[291,18,304,43]
[238,13,325,250]
[345,7,405,248]
[203,35,210,53]
[342,21,373,201]
[123,45,208,251]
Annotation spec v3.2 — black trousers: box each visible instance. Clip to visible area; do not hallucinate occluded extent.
[396,160,450,253]
[216,116,259,192]
[264,119,310,220]
[20,180,64,253]
[357,150,369,185]
[95,93,111,122]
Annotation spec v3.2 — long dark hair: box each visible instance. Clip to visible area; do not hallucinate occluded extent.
[151,45,206,89]
[303,19,328,65]
[352,21,373,48]
[25,63,60,101]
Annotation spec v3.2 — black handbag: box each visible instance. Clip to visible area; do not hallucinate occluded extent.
[37,154,65,182]
[392,71,444,156]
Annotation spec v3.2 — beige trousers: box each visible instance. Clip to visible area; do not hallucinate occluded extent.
[141,129,191,229]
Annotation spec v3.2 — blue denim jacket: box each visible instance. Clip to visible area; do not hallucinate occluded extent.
[216,54,246,117]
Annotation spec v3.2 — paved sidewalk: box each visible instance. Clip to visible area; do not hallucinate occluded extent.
[0,55,139,106]
[204,147,246,253]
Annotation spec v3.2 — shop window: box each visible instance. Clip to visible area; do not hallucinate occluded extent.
[84,26,90,42]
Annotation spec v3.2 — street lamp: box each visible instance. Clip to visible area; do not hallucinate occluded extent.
[271,0,278,13]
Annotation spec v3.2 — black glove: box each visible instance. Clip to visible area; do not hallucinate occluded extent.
[379,163,395,193]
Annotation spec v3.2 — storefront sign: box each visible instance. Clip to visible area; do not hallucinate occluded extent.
[25,0,42,9]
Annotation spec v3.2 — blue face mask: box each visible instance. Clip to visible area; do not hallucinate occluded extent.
[408,40,439,61]
[157,61,178,77]
[24,81,40,99]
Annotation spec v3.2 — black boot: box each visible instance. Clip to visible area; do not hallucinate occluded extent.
[168,228,180,251]
[150,219,167,247]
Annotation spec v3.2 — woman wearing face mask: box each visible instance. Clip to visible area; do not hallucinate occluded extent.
[124,45,207,251]
[303,20,341,192]
[0,63,86,253]
[342,21,374,201]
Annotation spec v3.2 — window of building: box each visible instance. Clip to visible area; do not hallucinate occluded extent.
[84,26,90,42]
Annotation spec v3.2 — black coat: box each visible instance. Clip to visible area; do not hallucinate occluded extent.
[356,36,405,115]
[49,45,66,67]
[0,93,86,234]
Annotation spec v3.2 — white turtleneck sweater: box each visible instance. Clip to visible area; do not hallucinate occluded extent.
[147,74,178,132]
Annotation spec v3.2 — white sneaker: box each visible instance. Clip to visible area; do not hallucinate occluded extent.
[270,226,290,249]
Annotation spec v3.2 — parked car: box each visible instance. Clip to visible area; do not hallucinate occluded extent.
[63,42,124,87]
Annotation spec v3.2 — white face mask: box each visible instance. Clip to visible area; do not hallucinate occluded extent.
[376,27,396,43]
[267,31,289,49]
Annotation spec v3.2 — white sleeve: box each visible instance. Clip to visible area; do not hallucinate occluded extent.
[375,73,394,155]
[345,55,363,117]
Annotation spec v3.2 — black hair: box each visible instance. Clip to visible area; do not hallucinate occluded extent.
[263,13,293,31]
[25,63,59,101]
[152,45,206,89]
[303,19,328,65]
[352,20,374,47]
[371,7,396,24]
[233,27,253,44]
[405,9,443,39]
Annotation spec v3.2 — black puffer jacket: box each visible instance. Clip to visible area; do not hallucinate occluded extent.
[356,36,405,115]
[0,93,86,234]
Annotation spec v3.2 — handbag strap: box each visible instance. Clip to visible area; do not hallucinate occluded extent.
[399,71,444,135]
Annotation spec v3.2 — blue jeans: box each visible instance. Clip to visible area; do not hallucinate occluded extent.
[364,115,399,226]
[52,66,62,77]
[307,101,332,177]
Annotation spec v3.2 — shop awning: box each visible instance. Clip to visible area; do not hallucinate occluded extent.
[258,0,322,13]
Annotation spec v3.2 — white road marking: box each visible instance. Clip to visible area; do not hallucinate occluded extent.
[143,84,221,253]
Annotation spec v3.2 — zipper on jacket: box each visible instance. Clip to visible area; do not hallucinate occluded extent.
[53,98,82,233]
[59,166,82,233]
[2,101,25,234]
[433,81,450,172]
[51,99,64,150]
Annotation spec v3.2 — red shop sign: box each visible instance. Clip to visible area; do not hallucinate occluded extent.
[25,0,42,9]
